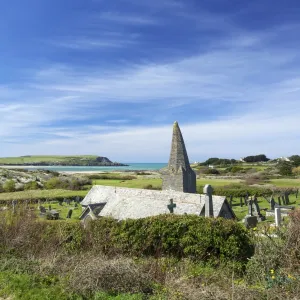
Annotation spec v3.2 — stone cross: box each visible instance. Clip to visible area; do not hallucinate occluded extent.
[275,208,281,227]
[204,184,213,217]
[167,199,176,214]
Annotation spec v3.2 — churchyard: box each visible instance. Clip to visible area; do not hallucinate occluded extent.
[0,124,300,298]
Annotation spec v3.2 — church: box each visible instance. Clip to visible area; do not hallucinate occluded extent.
[80,122,235,224]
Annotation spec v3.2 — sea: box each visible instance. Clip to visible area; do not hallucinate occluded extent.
[21,163,167,172]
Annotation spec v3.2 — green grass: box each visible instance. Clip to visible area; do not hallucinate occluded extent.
[0,155,98,165]
[269,178,300,187]
[0,189,88,201]
[92,178,162,189]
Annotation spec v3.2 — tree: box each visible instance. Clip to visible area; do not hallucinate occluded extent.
[243,154,270,163]
[278,161,293,176]
[289,155,300,167]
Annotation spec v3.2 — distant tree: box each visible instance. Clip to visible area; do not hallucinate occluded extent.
[200,158,237,166]
[289,155,300,167]
[243,154,270,163]
[278,161,293,176]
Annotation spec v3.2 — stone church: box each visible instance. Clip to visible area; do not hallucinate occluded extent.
[80,122,235,223]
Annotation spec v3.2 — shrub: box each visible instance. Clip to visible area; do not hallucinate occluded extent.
[24,181,40,190]
[3,179,16,192]
[203,169,220,175]
[87,215,253,263]
[292,166,300,175]
[278,161,293,176]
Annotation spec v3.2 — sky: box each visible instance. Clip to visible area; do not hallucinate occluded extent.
[1,0,300,162]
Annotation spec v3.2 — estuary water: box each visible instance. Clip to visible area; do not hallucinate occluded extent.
[21,163,167,172]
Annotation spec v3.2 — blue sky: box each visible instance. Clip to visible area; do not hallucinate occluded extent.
[1,0,300,162]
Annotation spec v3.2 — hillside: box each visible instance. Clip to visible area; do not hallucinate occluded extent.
[0,155,127,166]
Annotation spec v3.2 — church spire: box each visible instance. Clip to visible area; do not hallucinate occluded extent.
[168,121,192,172]
[161,121,196,193]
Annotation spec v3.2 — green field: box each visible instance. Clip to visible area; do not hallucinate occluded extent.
[0,155,97,165]
[0,189,87,201]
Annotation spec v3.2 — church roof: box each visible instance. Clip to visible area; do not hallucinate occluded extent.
[80,185,233,220]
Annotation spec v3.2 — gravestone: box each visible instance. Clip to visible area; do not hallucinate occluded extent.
[204,184,213,217]
[66,199,71,206]
[229,195,233,208]
[12,200,17,214]
[49,205,52,211]
[278,196,282,206]
[275,208,281,227]
[240,196,243,207]
[66,209,73,219]
[247,197,265,222]
[282,195,286,205]
[284,191,290,205]
[244,215,258,229]
[167,199,176,214]
[296,189,298,199]
[270,197,276,210]
[39,206,47,214]
[46,210,59,220]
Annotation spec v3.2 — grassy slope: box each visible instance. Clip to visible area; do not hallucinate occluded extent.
[0,155,97,164]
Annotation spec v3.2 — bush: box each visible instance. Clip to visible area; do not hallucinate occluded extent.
[3,179,16,192]
[278,161,293,176]
[87,215,253,263]
[24,181,40,190]
[203,169,220,175]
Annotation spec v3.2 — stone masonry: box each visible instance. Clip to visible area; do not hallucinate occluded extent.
[161,121,196,193]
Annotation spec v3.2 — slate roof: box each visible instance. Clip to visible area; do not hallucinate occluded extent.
[80,185,234,220]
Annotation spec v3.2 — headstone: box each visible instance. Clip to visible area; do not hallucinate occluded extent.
[284,191,290,205]
[244,194,248,206]
[229,195,233,208]
[282,195,286,205]
[240,196,243,207]
[12,200,17,213]
[278,196,282,206]
[248,198,254,216]
[39,206,47,214]
[270,197,276,210]
[275,208,281,227]
[244,216,258,229]
[75,196,80,203]
[296,189,298,199]
[66,209,73,219]
[167,199,176,214]
[204,184,213,217]
[66,198,71,206]
[49,205,52,211]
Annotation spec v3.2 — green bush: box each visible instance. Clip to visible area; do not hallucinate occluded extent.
[3,179,16,192]
[24,181,40,190]
[88,215,253,263]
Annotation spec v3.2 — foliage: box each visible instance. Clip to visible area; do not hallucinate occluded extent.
[243,154,270,163]
[45,177,91,190]
[87,174,137,180]
[292,166,300,175]
[277,161,293,176]
[24,181,40,190]
[88,215,253,263]
[202,168,220,175]
[3,179,16,192]
[289,155,300,167]
[200,157,237,166]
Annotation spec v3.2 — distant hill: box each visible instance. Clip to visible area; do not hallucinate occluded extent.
[0,155,127,166]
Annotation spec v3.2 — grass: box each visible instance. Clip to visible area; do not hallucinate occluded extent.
[0,155,98,165]
[269,178,300,187]
[0,189,88,201]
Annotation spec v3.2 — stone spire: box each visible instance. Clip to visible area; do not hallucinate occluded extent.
[161,121,196,193]
[168,121,191,173]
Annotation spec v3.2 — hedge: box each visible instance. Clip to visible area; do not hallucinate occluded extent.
[87,215,254,263]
